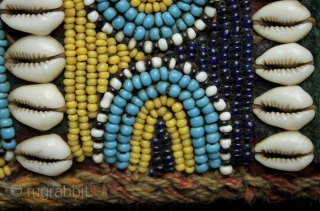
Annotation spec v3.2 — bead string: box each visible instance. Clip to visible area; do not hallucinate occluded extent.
[0,19,15,178]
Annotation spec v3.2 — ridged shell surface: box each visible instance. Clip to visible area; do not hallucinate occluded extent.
[0,0,63,10]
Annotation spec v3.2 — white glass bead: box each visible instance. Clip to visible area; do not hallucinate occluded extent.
[169,58,176,69]
[219,112,231,121]
[196,72,208,82]
[220,153,231,161]
[101,23,113,35]
[220,138,231,149]
[87,11,99,23]
[206,86,218,97]
[128,38,137,50]
[158,38,168,51]
[123,69,133,78]
[115,31,124,42]
[204,6,217,18]
[110,78,122,90]
[172,33,183,46]
[91,128,104,138]
[151,57,162,68]
[84,0,95,5]
[136,61,146,72]
[100,92,114,108]
[93,142,104,149]
[97,113,108,123]
[4,150,14,161]
[219,165,233,175]
[219,125,232,133]
[213,98,226,111]
[93,153,104,163]
[143,41,153,53]
[187,28,197,40]
[183,62,192,74]
[194,19,206,31]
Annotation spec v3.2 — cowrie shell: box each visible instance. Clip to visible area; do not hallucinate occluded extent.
[255,43,314,85]
[0,0,64,35]
[15,134,72,176]
[254,131,314,172]
[8,83,65,131]
[4,35,65,83]
[252,1,313,43]
[253,85,315,130]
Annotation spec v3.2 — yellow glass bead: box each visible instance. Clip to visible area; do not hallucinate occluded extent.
[140,106,149,115]
[145,100,154,110]
[176,119,187,128]
[140,140,151,148]
[137,166,147,173]
[71,145,80,152]
[175,157,184,165]
[142,131,152,140]
[86,43,96,51]
[82,141,93,146]
[80,129,91,136]
[83,146,93,153]
[134,122,144,130]
[0,158,5,167]
[185,166,195,174]
[66,64,76,72]
[75,32,86,40]
[77,55,87,62]
[76,9,86,17]
[141,148,151,154]
[98,54,108,62]
[63,1,74,9]
[139,161,148,168]
[97,46,107,54]
[86,36,96,44]
[152,98,161,109]
[75,89,86,96]
[66,50,76,57]
[88,111,98,119]
[131,135,142,141]
[184,153,194,160]
[77,101,87,109]
[172,102,183,113]
[117,44,127,51]
[87,103,98,112]
[131,146,141,153]
[135,117,145,124]
[3,166,11,176]
[87,50,98,58]
[68,114,78,121]
[66,57,77,65]
[157,107,167,117]
[76,154,85,162]
[87,95,98,103]
[167,126,177,134]
[146,116,156,125]
[77,109,86,117]
[75,25,86,33]
[67,133,79,141]
[118,62,128,69]
[96,32,107,40]
[64,71,75,79]
[66,108,76,115]
[65,29,76,38]
[173,150,183,158]
[84,151,93,157]
[131,152,140,159]
[133,129,143,136]
[145,3,153,13]
[69,127,80,135]
[85,22,96,29]
[97,63,108,72]
[166,97,175,107]
[175,163,185,172]
[65,85,76,93]
[181,133,191,140]
[160,95,167,105]
[129,48,138,58]
[183,146,193,154]
[74,1,85,10]
[134,51,145,60]
[64,23,75,30]
[175,110,187,120]
[65,43,76,50]
[97,86,107,93]
[120,56,131,63]
[79,122,90,130]
[130,140,140,146]
[86,85,96,94]
[107,45,117,54]
[153,2,160,12]
[140,154,151,162]
[185,159,195,167]
[0,168,5,179]
[118,51,129,57]
[163,0,173,6]
[86,29,96,37]
[108,65,118,74]
[170,131,180,139]
[144,125,155,133]
[149,109,158,119]
[87,79,97,86]
[137,3,146,12]
[68,121,78,128]
[137,111,147,120]
[128,163,137,172]
[64,17,75,25]
[163,112,173,121]
[178,126,190,135]
[171,138,181,145]
[166,118,176,128]
[130,157,139,164]
[130,0,141,7]
[182,139,192,147]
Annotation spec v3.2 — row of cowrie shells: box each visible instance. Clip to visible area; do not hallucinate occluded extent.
[252,0,315,172]
[0,0,72,176]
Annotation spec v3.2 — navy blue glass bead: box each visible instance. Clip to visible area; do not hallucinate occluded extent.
[157,120,165,129]
[243,128,252,137]
[221,21,231,30]
[233,70,242,78]
[232,120,242,128]
[244,121,254,130]
[232,142,243,150]
[241,0,251,8]
[162,135,171,146]
[231,108,240,116]
[221,53,229,61]
[232,85,242,93]
[230,12,240,21]
[175,46,186,55]
[208,39,218,47]
[218,6,228,15]
[235,77,243,85]
[220,61,229,69]
[243,144,251,152]
[231,53,241,60]
[157,128,166,138]
[243,151,253,162]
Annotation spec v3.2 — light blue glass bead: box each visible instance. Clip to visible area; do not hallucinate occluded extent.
[122,114,135,125]
[0,57,4,66]
[120,125,133,136]
[0,93,7,99]
[119,89,132,100]
[1,139,16,150]
[144,30,150,40]
[187,107,200,118]
[0,66,5,74]
[209,159,221,169]
[196,96,210,108]
[190,116,204,127]
[117,151,130,162]
[0,40,8,47]
[195,163,209,173]
[206,132,220,144]
[193,0,207,6]
[168,4,182,19]
[206,143,220,154]
[104,148,117,157]
[108,114,121,124]
[192,137,205,148]
[202,103,214,115]
[96,0,106,2]
[115,0,130,13]
[0,47,5,56]
[156,81,170,95]
[204,112,218,124]
[0,108,9,119]
[193,88,205,100]
[123,79,134,92]
[97,1,110,12]
[208,152,220,160]
[191,127,204,138]
[125,103,140,116]
[113,95,127,108]
[140,72,152,87]
[194,146,206,155]
[176,18,187,31]
[123,22,135,36]
[105,123,120,133]
[182,98,195,110]
[182,0,192,3]
[179,90,191,101]
[124,7,138,21]
[150,68,160,82]
[187,79,199,92]
[0,73,6,83]
[104,141,117,149]
[0,118,11,129]
[116,161,129,169]
[195,155,208,164]
[103,7,117,21]
[169,69,183,84]
[110,104,124,115]
[205,123,218,134]
[105,156,117,164]
[117,133,131,144]
[104,133,117,142]
[0,99,8,109]
[146,85,158,99]
[143,14,155,29]
[0,82,10,93]
[171,24,179,34]
[132,75,142,89]
[177,2,190,11]
[135,13,146,26]
[155,12,163,27]
[162,12,175,26]
[182,12,195,26]
[131,96,144,107]
[112,15,126,30]
[150,27,160,41]
[160,67,168,81]
[160,26,173,39]
[138,89,149,101]
[178,75,191,88]
[1,127,15,139]
[117,143,131,152]
[190,4,203,17]
[168,84,181,98]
